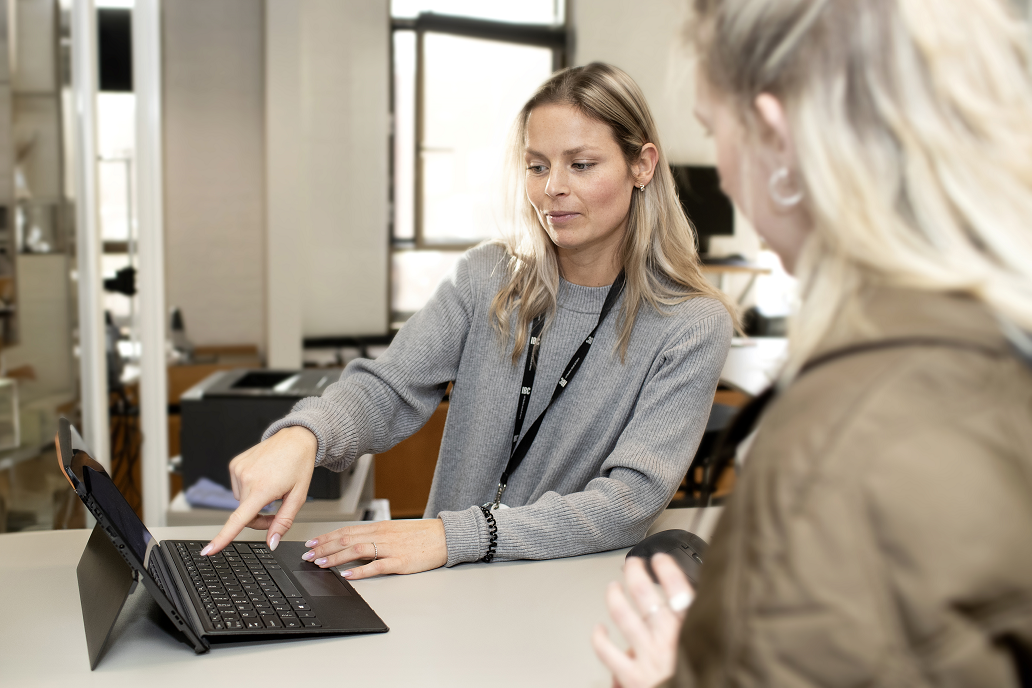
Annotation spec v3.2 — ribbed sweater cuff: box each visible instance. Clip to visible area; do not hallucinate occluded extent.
[439,506,486,567]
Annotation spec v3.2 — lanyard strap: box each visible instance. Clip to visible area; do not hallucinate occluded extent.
[487,271,627,509]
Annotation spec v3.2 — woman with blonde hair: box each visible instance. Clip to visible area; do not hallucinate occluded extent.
[594,0,1032,685]
[199,63,735,577]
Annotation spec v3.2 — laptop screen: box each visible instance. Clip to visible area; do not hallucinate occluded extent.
[84,464,158,567]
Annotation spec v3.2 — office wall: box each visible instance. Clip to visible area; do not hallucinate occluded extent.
[266,0,390,370]
[573,0,761,262]
[162,0,266,351]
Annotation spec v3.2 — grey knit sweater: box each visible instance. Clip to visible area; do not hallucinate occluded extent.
[264,243,732,566]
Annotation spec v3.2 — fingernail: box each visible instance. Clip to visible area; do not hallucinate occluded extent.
[315,557,327,566]
[305,539,318,547]
[269,533,281,551]
[302,551,315,561]
[200,544,213,556]
[341,570,353,578]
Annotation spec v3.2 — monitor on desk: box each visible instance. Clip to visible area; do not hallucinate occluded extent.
[670,165,735,257]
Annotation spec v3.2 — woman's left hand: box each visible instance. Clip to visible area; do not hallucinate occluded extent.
[300,518,449,579]
[592,553,695,688]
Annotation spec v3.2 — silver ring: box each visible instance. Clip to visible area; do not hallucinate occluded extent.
[646,603,661,618]
[668,591,693,613]
[372,542,378,562]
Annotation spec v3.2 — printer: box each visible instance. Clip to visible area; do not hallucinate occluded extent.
[180,369,344,499]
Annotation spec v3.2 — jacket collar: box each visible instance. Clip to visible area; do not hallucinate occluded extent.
[810,286,1011,362]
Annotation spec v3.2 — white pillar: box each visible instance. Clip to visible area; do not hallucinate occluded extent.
[70,0,110,469]
[265,0,303,370]
[134,0,169,526]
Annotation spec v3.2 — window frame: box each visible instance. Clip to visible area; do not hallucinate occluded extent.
[390,13,569,253]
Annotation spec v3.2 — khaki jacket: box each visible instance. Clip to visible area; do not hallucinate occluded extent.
[669,288,1032,687]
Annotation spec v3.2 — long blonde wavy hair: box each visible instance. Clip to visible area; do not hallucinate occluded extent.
[491,62,736,363]
[691,0,1032,381]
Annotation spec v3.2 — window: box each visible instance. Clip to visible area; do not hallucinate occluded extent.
[390,2,566,324]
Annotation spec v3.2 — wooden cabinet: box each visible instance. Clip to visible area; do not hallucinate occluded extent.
[373,402,448,518]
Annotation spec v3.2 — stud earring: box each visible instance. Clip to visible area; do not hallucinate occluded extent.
[768,167,804,208]
[638,183,645,192]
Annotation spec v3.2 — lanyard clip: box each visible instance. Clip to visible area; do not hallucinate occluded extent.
[491,482,507,510]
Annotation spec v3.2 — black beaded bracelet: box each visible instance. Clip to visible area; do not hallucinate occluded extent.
[478,505,498,563]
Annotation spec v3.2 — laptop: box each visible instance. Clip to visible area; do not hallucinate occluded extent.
[57,418,388,668]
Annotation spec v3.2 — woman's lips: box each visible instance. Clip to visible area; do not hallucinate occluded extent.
[545,212,579,225]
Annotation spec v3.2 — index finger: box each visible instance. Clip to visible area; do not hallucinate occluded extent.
[200,495,270,556]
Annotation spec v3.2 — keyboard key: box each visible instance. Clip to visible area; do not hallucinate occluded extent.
[216,602,235,610]
[225,619,243,630]
[302,618,322,628]
[212,621,225,630]
[273,603,292,612]
[278,611,297,619]
[297,611,316,618]
[263,617,283,628]
[253,601,271,609]
[221,611,240,619]
[290,600,311,611]
[259,609,277,616]
[240,610,259,618]
[246,620,264,629]
[282,619,302,629]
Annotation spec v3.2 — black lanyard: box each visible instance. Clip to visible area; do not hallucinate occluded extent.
[486,271,627,509]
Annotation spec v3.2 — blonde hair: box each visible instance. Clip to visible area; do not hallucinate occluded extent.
[491,62,736,363]
[692,0,1032,380]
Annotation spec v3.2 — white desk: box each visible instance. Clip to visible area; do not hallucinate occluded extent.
[0,508,721,687]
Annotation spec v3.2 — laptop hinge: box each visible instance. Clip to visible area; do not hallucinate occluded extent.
[156,544,207,638]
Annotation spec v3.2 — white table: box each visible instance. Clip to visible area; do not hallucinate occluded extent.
[0,508,721,687]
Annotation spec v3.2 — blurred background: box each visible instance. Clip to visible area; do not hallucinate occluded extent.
[0,0,1027,534]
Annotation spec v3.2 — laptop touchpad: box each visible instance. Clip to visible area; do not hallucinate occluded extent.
[292,570,352,597]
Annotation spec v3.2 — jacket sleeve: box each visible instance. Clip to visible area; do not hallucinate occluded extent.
[261,253,478,471]
[437,309,732,566]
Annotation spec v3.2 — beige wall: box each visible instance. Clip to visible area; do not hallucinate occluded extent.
[265,0,390,368]
[162,0,266,351]
[163,0,390,365]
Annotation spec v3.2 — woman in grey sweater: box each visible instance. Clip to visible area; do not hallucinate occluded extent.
[201,63,734,577]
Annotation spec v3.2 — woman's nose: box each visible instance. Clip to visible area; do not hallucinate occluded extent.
[545,171,568,198]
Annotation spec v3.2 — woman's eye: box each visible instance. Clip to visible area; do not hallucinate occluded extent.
[572,162,595,171]
[527,164,546,174]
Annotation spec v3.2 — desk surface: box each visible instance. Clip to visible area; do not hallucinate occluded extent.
[0,508,721,687]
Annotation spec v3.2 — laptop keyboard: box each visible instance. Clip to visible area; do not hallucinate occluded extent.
[174,541,322,632]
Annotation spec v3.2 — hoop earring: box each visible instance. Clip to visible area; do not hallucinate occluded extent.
[768,167,803,208]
